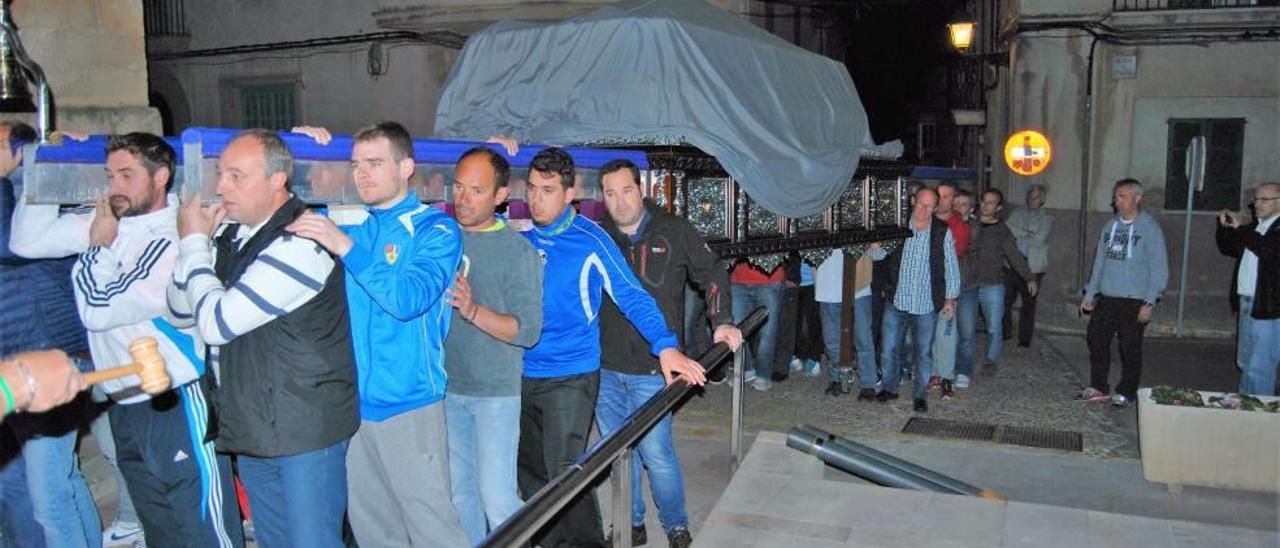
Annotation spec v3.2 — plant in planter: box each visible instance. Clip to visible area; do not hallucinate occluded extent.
[1149,385,1280,412]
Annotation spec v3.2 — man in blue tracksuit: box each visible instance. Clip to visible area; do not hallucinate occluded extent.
[287,122,467,547]
[516,146,706,547]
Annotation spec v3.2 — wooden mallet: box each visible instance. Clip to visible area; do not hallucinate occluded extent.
[81,337,170,395]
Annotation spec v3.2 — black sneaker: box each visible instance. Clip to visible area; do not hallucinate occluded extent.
[771,372,789,382]
[824,381,844,396]
[857,388,878,401]
[978,360,999,377]
[876,390,898,402]
[913,398,928,412]
[667,527,692,548]
[607,524,647,546]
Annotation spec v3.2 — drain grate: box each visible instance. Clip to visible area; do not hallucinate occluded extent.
[901,418,995,441]
[997,425,1084,452]
[902,418,1083,452]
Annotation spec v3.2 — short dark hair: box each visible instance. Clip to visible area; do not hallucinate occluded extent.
[529,147,575,189]
[233,129,294,183]
[955,188,974,200]
[936,180,958,191]
[982,188,1004,205]
[354,121,414,162]
[600,159,641,188]
[0,121,36,151]
[458,146,510,188]
[106,132,177,191]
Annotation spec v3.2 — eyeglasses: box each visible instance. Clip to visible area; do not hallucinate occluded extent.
[1252,196,1280,203]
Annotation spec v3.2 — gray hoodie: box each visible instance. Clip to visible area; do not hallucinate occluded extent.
[1084,210,1169,304]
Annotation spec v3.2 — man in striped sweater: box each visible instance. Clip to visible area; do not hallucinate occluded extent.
[12,133,243,547]
[168,129,358,548]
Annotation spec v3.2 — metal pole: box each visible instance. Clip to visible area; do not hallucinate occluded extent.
[0,2,54,142]
[481,309,768,548]
[788,425,1005,500]
[610,450,633,548]
[730,346,744,474]
[1175,136,1205,338]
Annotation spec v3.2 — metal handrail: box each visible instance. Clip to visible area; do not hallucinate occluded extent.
[480,307,769,548]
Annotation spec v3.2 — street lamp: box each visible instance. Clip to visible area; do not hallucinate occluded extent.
[948,21,975,52]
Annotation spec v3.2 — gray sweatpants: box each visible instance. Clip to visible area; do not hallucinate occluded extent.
[347,403,468,547]
[933,311,958,381]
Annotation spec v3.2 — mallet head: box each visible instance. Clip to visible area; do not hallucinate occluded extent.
[128,337,170,395]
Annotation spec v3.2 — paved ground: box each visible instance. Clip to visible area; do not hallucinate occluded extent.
[696,432,1278,547]
[76,329,1276,546]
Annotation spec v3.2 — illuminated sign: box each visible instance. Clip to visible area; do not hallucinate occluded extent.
[1004,130,1052,176]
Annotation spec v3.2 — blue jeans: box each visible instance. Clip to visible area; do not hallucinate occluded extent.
[12,357,100,548]
[445,394,523,544]
[0,449,46,548]
[238,439,349,548]
[956,288,979,376]
[819,298,877,388]
[732,282,784,383]
[880,303,937,400]
[595,370,688,533]
[978,284,1007,364]
[1238,296,1280,396]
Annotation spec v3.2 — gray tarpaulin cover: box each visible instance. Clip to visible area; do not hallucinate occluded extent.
[433,0,872,218]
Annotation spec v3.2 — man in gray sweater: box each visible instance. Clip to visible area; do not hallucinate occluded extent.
[443,146,544,544]
[1080,178,1169,407]
[1004,184,1053,347]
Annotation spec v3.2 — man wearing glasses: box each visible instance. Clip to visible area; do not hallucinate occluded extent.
[1217,183,1280,396]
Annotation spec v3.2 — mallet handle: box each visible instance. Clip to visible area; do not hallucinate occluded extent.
[83,363,143,385]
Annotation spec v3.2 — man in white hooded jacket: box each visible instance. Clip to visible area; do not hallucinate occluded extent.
[11,133,243,547]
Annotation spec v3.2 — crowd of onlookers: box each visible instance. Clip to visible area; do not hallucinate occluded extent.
[705,175,1279,413]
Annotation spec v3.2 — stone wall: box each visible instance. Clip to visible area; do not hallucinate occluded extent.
[10,0,159,134]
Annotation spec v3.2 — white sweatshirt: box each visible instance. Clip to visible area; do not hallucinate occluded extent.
[10,195,203,404]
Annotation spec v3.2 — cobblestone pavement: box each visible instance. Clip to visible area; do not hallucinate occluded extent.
[674,334,1134,458]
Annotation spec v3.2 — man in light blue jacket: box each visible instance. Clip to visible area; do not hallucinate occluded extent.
[1079,178,1168,408]
[288,122,467,547]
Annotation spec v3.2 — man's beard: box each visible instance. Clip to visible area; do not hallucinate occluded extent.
[110,194,155,218]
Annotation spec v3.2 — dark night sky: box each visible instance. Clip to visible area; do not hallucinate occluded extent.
[839,1,964,142]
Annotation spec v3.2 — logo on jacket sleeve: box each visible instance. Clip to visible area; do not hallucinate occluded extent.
[385,243,400,265]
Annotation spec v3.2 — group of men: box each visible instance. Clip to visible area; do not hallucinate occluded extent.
[772,182,1046,412]
[778,176,1172,414]
[0,120,743,548]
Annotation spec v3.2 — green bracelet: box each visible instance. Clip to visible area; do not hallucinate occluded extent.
[0,373,14,415]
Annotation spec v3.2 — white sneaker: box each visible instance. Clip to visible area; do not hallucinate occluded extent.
[789,357,804,373]
[804,359,821,378]
[743,369,758,383]
[955,374,971,389]
[103,520,142,547]
[751,377,771,392]
[132,531,147,548]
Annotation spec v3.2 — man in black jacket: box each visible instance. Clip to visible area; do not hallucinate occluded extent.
[1217,182,1280,396]
[172,130,358,547]
[596,159,741,548]
[869,187,960,413]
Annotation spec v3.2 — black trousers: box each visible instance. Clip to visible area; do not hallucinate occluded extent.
[1086,296,1147,398]
[1004,270,1045,344]
[518,372,604,548]
[109,384,244,548]
[793,286,825,361]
